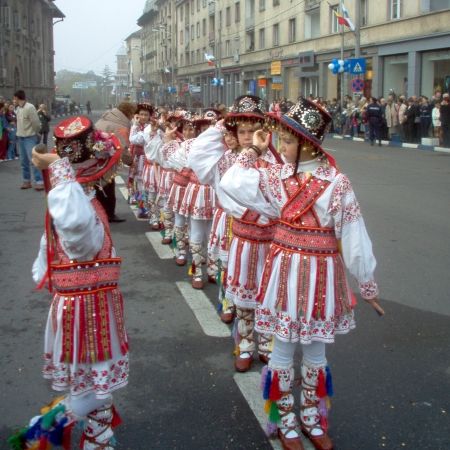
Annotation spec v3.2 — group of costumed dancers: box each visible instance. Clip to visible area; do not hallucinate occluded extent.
[11,95,384,450]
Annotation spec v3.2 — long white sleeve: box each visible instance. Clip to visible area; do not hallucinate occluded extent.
[188,126,226,185]
[145,132,164,164]
[220,150,281,219]
[32,158,104,284]
[168,138,192,170]
[129,124,146,145]
[328,173,378,299]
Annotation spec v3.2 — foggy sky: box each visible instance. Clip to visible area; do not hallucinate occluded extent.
[54,0,145,75]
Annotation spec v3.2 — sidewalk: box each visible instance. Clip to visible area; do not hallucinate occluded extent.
[329,133,450,153]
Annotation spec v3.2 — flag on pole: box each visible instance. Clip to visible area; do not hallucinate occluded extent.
[339,3,355,31]
[204,53,216,66]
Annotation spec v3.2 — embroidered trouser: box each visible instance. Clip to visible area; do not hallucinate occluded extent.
[174,213,188,258]
[162,198,174,240]
[190,218,214,278]
[235,307,272,357]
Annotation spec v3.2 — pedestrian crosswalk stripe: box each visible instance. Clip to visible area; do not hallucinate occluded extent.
[176,281,231,338]
[233,372,313,450]
[115,175,125,185]
[119,186,129,200]
[145,232,174,259]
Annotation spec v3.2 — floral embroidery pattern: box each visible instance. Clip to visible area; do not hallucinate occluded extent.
[343,199,361,224]
[49,157,75,188]
[359,279,379,300]
[236,150,257,169]
[255,308,355,343]
[43,354,129,397]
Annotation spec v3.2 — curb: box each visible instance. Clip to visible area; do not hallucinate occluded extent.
[328,134,450,153]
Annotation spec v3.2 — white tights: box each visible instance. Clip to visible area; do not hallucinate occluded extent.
[190,218,212,245]
[69,392,112,419]
[270,338,326,368]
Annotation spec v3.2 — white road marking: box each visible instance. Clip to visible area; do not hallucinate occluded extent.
[233,372,314,450]
[402,143,419,148]
[115,175,125,185]
[145,232,174,259]
[176,281,231,338]
[118,186,129,200]
[435,146,450,154]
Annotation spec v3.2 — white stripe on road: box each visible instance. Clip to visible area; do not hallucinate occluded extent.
[119,186,129,200]
[176,281,231,338]
[145,232,174,259]
[233,372,313,450]
[116,175,125,185]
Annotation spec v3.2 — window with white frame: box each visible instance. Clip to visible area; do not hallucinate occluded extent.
[288,18,296,43]
[390,0,401,19]
[259,28,265,49]
[196,22,200,38]
[235,2,241,22]
[331,4,339,33]
[225,40,231,56]
[273,23,279,46]
[203,18,206,35]
[360,0,368,26]
[259,0,265,11]
[226,6,231,26]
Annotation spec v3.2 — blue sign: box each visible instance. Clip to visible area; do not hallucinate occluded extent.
[348,58,366,75]
[248,80,256,95]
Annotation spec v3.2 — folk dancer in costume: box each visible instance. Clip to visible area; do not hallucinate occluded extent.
[166,113,198,267]
[178,111,218,289]
[129,103,154,219]
[145,112,185,244]
[221,99,383,450]
[11,116,129,450]
[189,96,276,372]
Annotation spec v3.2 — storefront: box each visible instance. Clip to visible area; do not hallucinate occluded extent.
[421,49,450,97]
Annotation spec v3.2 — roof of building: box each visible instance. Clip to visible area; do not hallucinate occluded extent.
[116,45,127,57]
[125,30,142,42]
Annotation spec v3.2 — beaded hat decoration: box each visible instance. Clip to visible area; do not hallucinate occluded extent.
[202,108,223,123]
[267,98,332,148]
[53,115,123,185]
[54,116,94,163]
[224,95,267,132]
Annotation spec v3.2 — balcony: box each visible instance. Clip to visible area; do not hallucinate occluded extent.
[208,31,215,44]
[208,2,215,15]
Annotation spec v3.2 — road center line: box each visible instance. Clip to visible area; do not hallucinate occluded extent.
[176,281,231,338]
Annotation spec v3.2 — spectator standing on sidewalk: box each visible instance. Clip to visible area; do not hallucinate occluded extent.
[37,104,51,145]
[385,96,399,139]
[404,97,419,143]
[398,97,407,142]
[432,101,442,145]
[419,96,432,140]
[367,97,383,146]
[6,103,18,160]
[86,100,92,115]
[14,89,44,190]
[440,93,450,147]
[0,103,9,161]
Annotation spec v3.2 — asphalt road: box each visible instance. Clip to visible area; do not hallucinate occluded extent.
[0,121,449,450]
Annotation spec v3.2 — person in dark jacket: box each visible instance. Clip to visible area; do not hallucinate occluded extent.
[37,104,51,145]
[367,97,383,146]
[404,97,420,143]
[95,101,136,222]
[440,94,450,147]
[419,96,432,139]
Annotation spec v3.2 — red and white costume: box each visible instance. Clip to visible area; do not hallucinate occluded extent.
[32,158,129,399]
[129,122,148,215]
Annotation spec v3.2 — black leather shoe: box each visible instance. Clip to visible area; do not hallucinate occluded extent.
[109,215,126,223]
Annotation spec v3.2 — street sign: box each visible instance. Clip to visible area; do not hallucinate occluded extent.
[351,78,365,93]
[348,58,366,75]
[272,76,283,84]
[72,81,97,89]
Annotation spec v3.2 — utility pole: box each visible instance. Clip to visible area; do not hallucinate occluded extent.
[339,0,344,111]
[217,2,222,104]
[355,0,361,58]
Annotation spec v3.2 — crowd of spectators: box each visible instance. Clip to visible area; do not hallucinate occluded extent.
[0,92,52,164]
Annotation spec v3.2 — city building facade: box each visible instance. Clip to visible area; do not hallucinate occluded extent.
[0,0,64,105]
[125,30,142,102]
[138,0,450,106]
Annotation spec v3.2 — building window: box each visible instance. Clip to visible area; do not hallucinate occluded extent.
[0,6,11,29]
[273,23,279,46]
[273,0,280,5]
[226,6,231,26]
[259,28,265,49]
[360,0,368,26]
[390,0,401,20]
[197,22,200,38]
[288,18,296,43]
[235,2,241,22]
[191,24,194,40]
[259,0,265,11]
[203,0,207,7]
[331,5,339,33]
[180,30,183,45]
[305,8,320,39]
[180,5,183,21]
[225,40,231,56]
[246,29,255,52]
[197,0,200,11]
[197,49,200,63]
[191,0,194,14]
[181,53,184,66]
[191,50,194,63]
[203,18,206,35]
